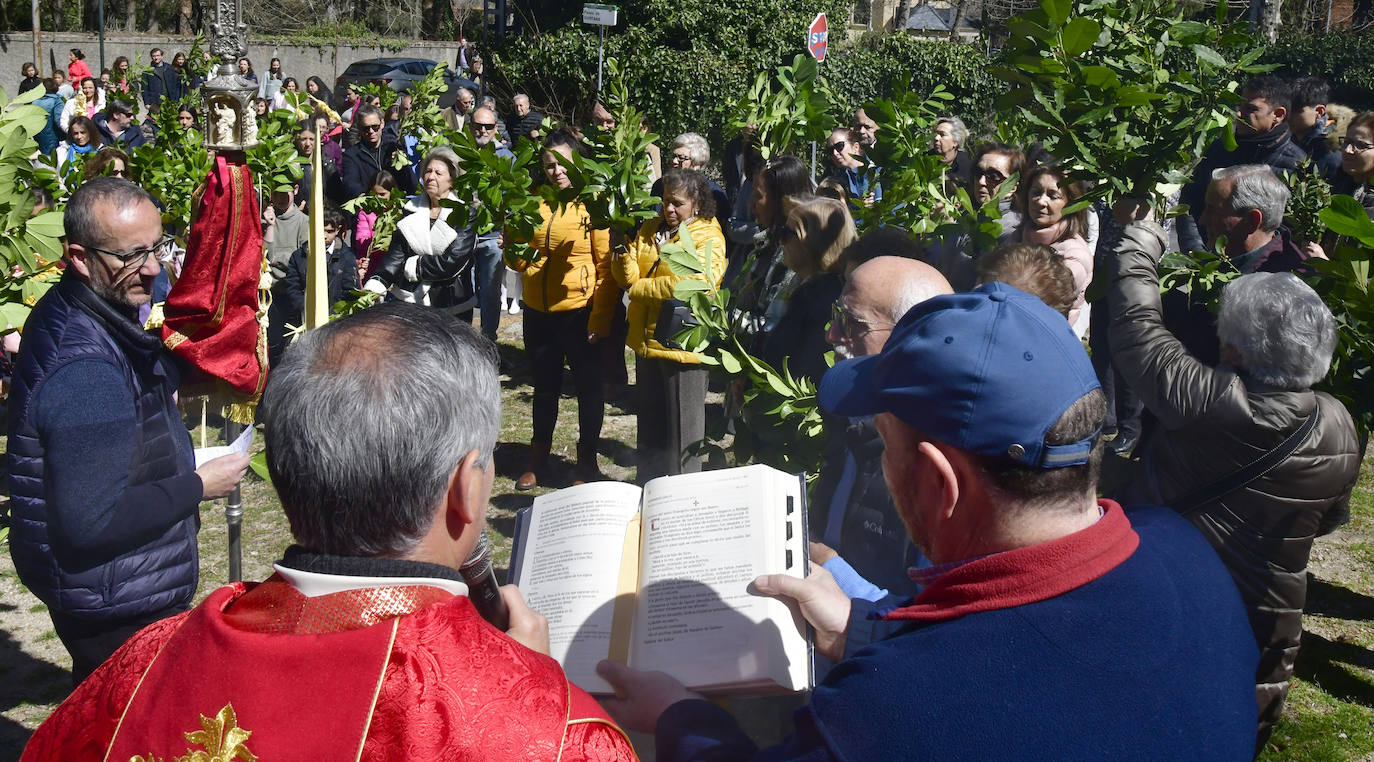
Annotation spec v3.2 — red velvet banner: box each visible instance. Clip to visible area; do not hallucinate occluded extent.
[161,154,268,399]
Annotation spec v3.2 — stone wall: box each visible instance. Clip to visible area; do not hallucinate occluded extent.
[0,32,465,95]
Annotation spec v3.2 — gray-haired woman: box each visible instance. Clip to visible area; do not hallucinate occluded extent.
[933,116,972,188]
[364,146,478,319]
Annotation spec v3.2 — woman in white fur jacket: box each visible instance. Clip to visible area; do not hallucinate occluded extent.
[364,145,477,318]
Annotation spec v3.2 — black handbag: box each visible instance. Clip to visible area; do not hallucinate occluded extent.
[653,297,698,350]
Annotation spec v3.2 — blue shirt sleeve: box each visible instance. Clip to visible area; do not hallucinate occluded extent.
[34,358,203,558]
[821,556,890,602]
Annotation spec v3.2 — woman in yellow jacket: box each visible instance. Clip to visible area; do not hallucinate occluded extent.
[612,169,727,482]
[508,130,618,489]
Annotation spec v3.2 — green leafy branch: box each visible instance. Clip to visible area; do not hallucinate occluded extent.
[1310,196,1374,438]
[554,58,660,234]
[731,54,835,160]
[342,185,406,255]
[245,108,306,193]
[857,85,957,236]
[0,86,66,332]
[994,0,1273,213]
[442,126,546,267]
[663,227,827,482]
[1284,159,1331,245]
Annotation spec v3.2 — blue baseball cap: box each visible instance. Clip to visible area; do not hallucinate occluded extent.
[819,282,1101,468]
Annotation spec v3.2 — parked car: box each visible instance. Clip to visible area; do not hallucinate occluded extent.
[335,58,477,109]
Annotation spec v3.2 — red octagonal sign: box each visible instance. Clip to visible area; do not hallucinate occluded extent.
[808,12,828,62]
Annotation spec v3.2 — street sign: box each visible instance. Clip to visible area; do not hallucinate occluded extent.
[584,3,618,26]
[808,12,828,62]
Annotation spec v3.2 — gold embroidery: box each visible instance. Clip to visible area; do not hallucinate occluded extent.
[130,703,257,762]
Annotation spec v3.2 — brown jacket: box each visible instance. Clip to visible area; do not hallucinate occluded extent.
[1108,220,1361,742]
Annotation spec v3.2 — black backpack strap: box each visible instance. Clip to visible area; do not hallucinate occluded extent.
[1172,401,1320,518]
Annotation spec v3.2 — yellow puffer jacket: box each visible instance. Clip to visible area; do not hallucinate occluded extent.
[508,201,616,336]
[613,215,726,364]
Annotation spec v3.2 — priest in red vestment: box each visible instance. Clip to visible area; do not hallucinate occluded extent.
[23,303,636,762]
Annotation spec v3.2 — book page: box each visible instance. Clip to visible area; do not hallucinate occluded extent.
[630,465,808,693]
[511,481,643,694]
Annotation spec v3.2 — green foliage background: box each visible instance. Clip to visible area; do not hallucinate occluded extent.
[1261,30,1374,112]
[490,0,1001,150]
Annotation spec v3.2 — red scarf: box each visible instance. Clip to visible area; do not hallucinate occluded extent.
[883,499,1138,623]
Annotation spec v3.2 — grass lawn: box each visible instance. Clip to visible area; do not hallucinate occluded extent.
[1,317,1372,759]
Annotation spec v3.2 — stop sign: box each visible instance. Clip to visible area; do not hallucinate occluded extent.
[808,12,828,62]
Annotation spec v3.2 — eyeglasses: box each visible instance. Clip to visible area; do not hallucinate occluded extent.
[669,153,692,164]
[1340,137,1374,153]
[472,122,496,131]
[86,233,175,269]
[361,122,384,133]
[830,300,892,338]
[976,168,1008,185]
[826,141,848,154]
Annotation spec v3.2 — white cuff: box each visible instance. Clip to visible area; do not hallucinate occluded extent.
[362,278,387,295]
[403,255,420,282]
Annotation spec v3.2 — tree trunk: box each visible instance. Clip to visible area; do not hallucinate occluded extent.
[948,0,967,39]
[122,0,134,32]
[1260,0,1283,40]
[420,0,434,38]
[178,0,190,34]
[893,0,911,30]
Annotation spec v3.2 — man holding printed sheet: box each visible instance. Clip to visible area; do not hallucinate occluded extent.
[599,282,1260,760]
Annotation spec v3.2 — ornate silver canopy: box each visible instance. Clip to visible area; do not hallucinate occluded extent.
[203,0,258,151]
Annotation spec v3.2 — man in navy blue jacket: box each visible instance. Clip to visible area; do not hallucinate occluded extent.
[598,283,1260,760]
[7,178,249,683]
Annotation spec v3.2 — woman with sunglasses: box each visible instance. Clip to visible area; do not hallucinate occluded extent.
[925,144,1028,291]
[506,130,618,489]
[823,128,880,212]
[761,196,854,384]
[614,168,726,481]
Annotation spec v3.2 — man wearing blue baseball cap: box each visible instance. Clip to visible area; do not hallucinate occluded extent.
[598,282,1260,760]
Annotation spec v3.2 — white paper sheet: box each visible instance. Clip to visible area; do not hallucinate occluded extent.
[193,425,254,467]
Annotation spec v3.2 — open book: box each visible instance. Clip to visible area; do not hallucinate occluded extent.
[508,464,811,696]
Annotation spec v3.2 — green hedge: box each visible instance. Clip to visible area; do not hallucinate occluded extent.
[489,6,1001,154]
[1262,31,1374,111]
[824,33,1003,134]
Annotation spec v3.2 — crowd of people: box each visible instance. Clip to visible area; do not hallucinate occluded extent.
[8,38,1374,759]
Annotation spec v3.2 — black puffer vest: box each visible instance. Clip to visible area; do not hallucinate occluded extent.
[7,271,198,620]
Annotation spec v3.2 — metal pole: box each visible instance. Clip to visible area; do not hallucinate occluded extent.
[222,418,244,582]
[31,0,41,77]
[98,0,106,75]
[597,24,604,92]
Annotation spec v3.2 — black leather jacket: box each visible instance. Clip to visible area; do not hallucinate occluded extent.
[366,197,477,315]
[1108,220,1360,740]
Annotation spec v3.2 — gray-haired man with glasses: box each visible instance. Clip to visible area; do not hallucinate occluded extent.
[810,256,951,608]
[7,177,249,684]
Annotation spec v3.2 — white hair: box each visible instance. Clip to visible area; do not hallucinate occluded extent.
[886,277,951,325]
[936,116,969,147]
[1211,164,1289,233]
[1217,272,1336,390]
[672,132,710,166]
